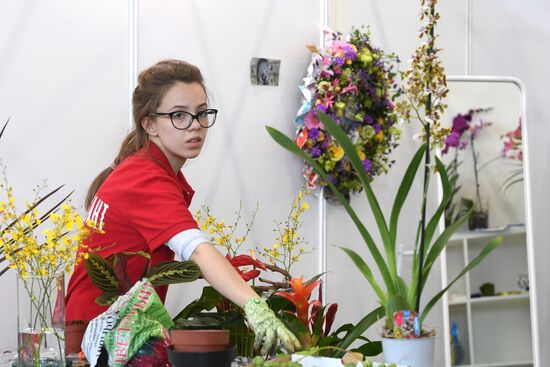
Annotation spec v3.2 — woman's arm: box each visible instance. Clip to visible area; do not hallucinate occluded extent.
[189,242,259,307]
[189,242,301,355]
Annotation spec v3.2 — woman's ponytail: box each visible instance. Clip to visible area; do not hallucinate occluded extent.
[84,130,141,207]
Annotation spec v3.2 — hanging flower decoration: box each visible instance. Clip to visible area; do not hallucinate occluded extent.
[295,27,401,200]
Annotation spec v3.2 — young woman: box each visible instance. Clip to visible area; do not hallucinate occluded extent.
[65,59,300,355]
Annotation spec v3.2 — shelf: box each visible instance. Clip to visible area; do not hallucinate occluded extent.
[449,293,530,306]
[454,360,532,367]
[445,224,533,367]
[449,225,526,242]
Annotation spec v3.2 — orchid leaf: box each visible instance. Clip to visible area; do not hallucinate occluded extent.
[338,246,386,305]
[420,236,503,323]
[146,260,200,286]
[421,210,471,291]
[423,156,452,251]
[330,306,384,358]
[267,125,395,295]
[390,144,427,246]
[317,111,396,279]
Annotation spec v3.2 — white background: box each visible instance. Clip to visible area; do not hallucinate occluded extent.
[0,1,548,365]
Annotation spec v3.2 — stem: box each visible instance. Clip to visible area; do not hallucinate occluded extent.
[470,135,483,211]
[415,0,436,314]
[415,124,431,313]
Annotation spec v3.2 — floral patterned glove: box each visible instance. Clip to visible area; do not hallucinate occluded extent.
[243,297,301,355]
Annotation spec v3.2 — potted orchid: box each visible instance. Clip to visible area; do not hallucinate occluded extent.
[442,108,493,230]
[267,110,502,366]
[268,3,501,366]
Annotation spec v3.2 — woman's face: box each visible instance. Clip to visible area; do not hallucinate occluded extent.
[144,82,209,172]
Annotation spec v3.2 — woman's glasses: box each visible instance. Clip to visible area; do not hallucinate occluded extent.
[150,109,218,130]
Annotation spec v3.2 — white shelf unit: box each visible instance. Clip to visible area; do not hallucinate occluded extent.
[445,226,533,367]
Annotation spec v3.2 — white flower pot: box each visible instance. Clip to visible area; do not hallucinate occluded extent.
[382,337,435,367]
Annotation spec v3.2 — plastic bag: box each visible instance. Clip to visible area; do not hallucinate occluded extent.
[82,279,173,367]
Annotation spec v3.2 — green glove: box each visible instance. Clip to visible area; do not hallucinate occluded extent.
[243,297,301,355]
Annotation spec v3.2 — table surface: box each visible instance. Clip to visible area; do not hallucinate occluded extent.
[0,352,252,367]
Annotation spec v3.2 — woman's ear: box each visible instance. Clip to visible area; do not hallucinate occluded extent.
[141,117,158,136]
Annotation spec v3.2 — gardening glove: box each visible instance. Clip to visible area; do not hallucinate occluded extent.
[243,297,302,355]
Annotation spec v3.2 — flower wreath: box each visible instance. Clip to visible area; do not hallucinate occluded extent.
[295,27,401,200]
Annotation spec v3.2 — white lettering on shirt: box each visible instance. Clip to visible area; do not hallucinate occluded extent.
[86,195,110,231]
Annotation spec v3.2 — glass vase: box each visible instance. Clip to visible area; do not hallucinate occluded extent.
[17,273,65,367]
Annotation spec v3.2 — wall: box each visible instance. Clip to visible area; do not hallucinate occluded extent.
[0,0,129,351]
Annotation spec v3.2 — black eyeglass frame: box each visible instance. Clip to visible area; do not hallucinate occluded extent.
[150,109,218,130]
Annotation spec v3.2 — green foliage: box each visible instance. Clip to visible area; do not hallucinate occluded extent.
[84,251,200,306]
[267,111,502,330]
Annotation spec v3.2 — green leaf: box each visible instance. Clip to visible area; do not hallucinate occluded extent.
[146,260,200,286]
[421,210,471,291]
[420,236,503,323]
[95,292,119,306]
[423,156,452,252]
[317,111,396,279]
[85,252,119,293]
[339,247,386,305]
[311,305,327,346]
[351,341,383,357]
[266,125,395,296]
[331,306,384,358]
[172,286,222,322]
[461,198,474,210]
[389,144,427,247]
[279,312,312,350]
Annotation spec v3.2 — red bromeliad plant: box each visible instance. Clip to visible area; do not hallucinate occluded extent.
[275,276,323,326]
[275,276,338,349]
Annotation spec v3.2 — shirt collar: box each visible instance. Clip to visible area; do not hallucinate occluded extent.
[138,142,196,203]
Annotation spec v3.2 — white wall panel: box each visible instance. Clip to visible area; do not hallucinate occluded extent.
[0,0,128,351]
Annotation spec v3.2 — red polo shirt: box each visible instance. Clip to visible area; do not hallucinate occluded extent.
[65,142,198,321]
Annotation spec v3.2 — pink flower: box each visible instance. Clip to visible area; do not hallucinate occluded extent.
[304,111,324,130]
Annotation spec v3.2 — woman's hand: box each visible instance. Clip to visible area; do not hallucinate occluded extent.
[244,297,301,355]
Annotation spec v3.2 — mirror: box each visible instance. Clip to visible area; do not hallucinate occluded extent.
[440,76,539,366]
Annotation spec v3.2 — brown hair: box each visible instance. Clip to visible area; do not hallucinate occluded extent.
[85,59,206,207]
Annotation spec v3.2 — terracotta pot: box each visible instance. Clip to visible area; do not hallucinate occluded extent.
[170,329,230,352]
[65,320,89,355]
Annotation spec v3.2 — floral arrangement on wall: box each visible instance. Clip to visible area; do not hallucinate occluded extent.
[295,27,401,200]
